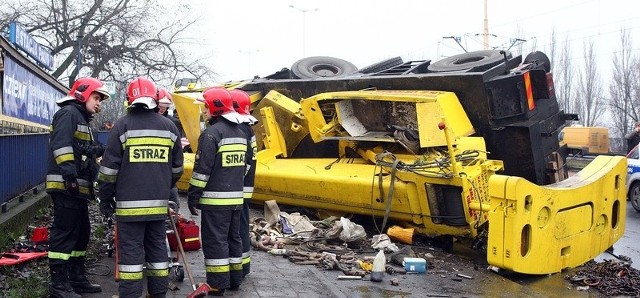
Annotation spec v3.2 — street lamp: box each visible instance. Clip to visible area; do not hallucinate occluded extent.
[239,49,259,77]
[289,4,318,57]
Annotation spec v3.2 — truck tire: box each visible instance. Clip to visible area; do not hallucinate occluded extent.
[291,56,358,79]
[630,183,640,212]
[358,56,404,74]
[428,50,510,72]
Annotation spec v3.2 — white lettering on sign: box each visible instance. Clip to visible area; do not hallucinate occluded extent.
[4,75,28,99]
[9,22,55,70]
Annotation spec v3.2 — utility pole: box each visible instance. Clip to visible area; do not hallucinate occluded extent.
[443,36,467,53]
[289,4,318,57]
[483,0,489,50]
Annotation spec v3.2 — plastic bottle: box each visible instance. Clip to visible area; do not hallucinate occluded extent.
[370,250,385,282]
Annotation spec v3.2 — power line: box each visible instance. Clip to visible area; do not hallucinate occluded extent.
[490,0,598,29]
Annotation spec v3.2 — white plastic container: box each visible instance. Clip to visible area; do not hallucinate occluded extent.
[370,250,386,282]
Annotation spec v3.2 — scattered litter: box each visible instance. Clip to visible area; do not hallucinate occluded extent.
[337,275,362,280]
[371,234,399,252]
[487,265,500,273]
[456,273,473,279]
[576,286,589,291]
[268,248,287,255]
[390,278,400,286]
[566,259,640,296]
[387,226,414,245]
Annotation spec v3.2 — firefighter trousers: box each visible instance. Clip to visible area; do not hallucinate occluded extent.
[240,199,251,277]
[201,209,242,289]
[48,194,90,266]
[117,220,169,298]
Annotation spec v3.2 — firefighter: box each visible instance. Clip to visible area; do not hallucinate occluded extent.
[187,87,246,296]
[46,77,110,298]
[98,77,184,298]
[158,88,181,210]
[230,89,258,278]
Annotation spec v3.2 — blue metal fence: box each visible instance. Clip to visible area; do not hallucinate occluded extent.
[0,131,112,205]
[93,131,110,145]
[0,133,49,205]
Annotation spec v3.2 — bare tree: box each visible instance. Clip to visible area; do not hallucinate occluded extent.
[1,0,215,129]
[607,28,637,138]
[574,40,605,126]
[0,0,213,86]
[551,34,574,115]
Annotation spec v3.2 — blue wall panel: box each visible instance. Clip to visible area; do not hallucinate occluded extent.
[0,133,49,204]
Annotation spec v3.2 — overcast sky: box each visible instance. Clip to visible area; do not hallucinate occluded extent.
[180,0,639,82]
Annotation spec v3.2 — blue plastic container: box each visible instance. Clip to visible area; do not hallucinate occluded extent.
[403,257,427,273]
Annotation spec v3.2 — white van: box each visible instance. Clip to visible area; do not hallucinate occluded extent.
[626,144,640,211]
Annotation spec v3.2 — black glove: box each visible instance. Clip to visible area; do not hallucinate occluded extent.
[65,178,80,195]
[187,198,199,216]
[188,205,199,216]
[89,143,105,157]
[99,197,116,218]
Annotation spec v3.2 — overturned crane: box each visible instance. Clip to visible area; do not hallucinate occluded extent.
[171,50,626,274]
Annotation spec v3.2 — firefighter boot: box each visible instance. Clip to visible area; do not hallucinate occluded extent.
[49,264,81,298]
[68,258,102,293]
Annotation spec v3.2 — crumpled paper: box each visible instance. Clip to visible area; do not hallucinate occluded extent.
[371,234,399,253]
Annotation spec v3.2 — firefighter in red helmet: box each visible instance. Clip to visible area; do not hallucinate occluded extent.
[229,89,257,279]
[188,87,247,295]
[47,77,110,298]
[98,77,184,298]
[157,88,183,210]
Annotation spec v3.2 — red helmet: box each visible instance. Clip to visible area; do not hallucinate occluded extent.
[57,77,110,105]
[158,88,173,107]
[230,89,251,115]
[202,87,234,117]
[127,77,157,108]
[230,89,258,124]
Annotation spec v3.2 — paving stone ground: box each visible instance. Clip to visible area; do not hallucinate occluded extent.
[82,194,632,298]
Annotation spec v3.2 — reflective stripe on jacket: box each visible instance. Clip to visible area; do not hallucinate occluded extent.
[188,118,248,211]
[98,110,184,222]
[46,103,98,200]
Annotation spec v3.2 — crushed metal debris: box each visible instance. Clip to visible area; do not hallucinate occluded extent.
[565,258,640,296]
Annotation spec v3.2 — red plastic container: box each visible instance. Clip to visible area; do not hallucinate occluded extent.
[31,227,49,244]
[167,220,201,251]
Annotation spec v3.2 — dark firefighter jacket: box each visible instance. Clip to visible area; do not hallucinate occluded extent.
[162,110,184,139]
[239,124,257,201]
[188,117,249,211]
[98,110,184,222]
[46,102,101,200]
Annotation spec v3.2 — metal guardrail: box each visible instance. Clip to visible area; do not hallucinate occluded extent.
[0,133,49,205]
[0,131,112,207]
[93,130,110,145]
